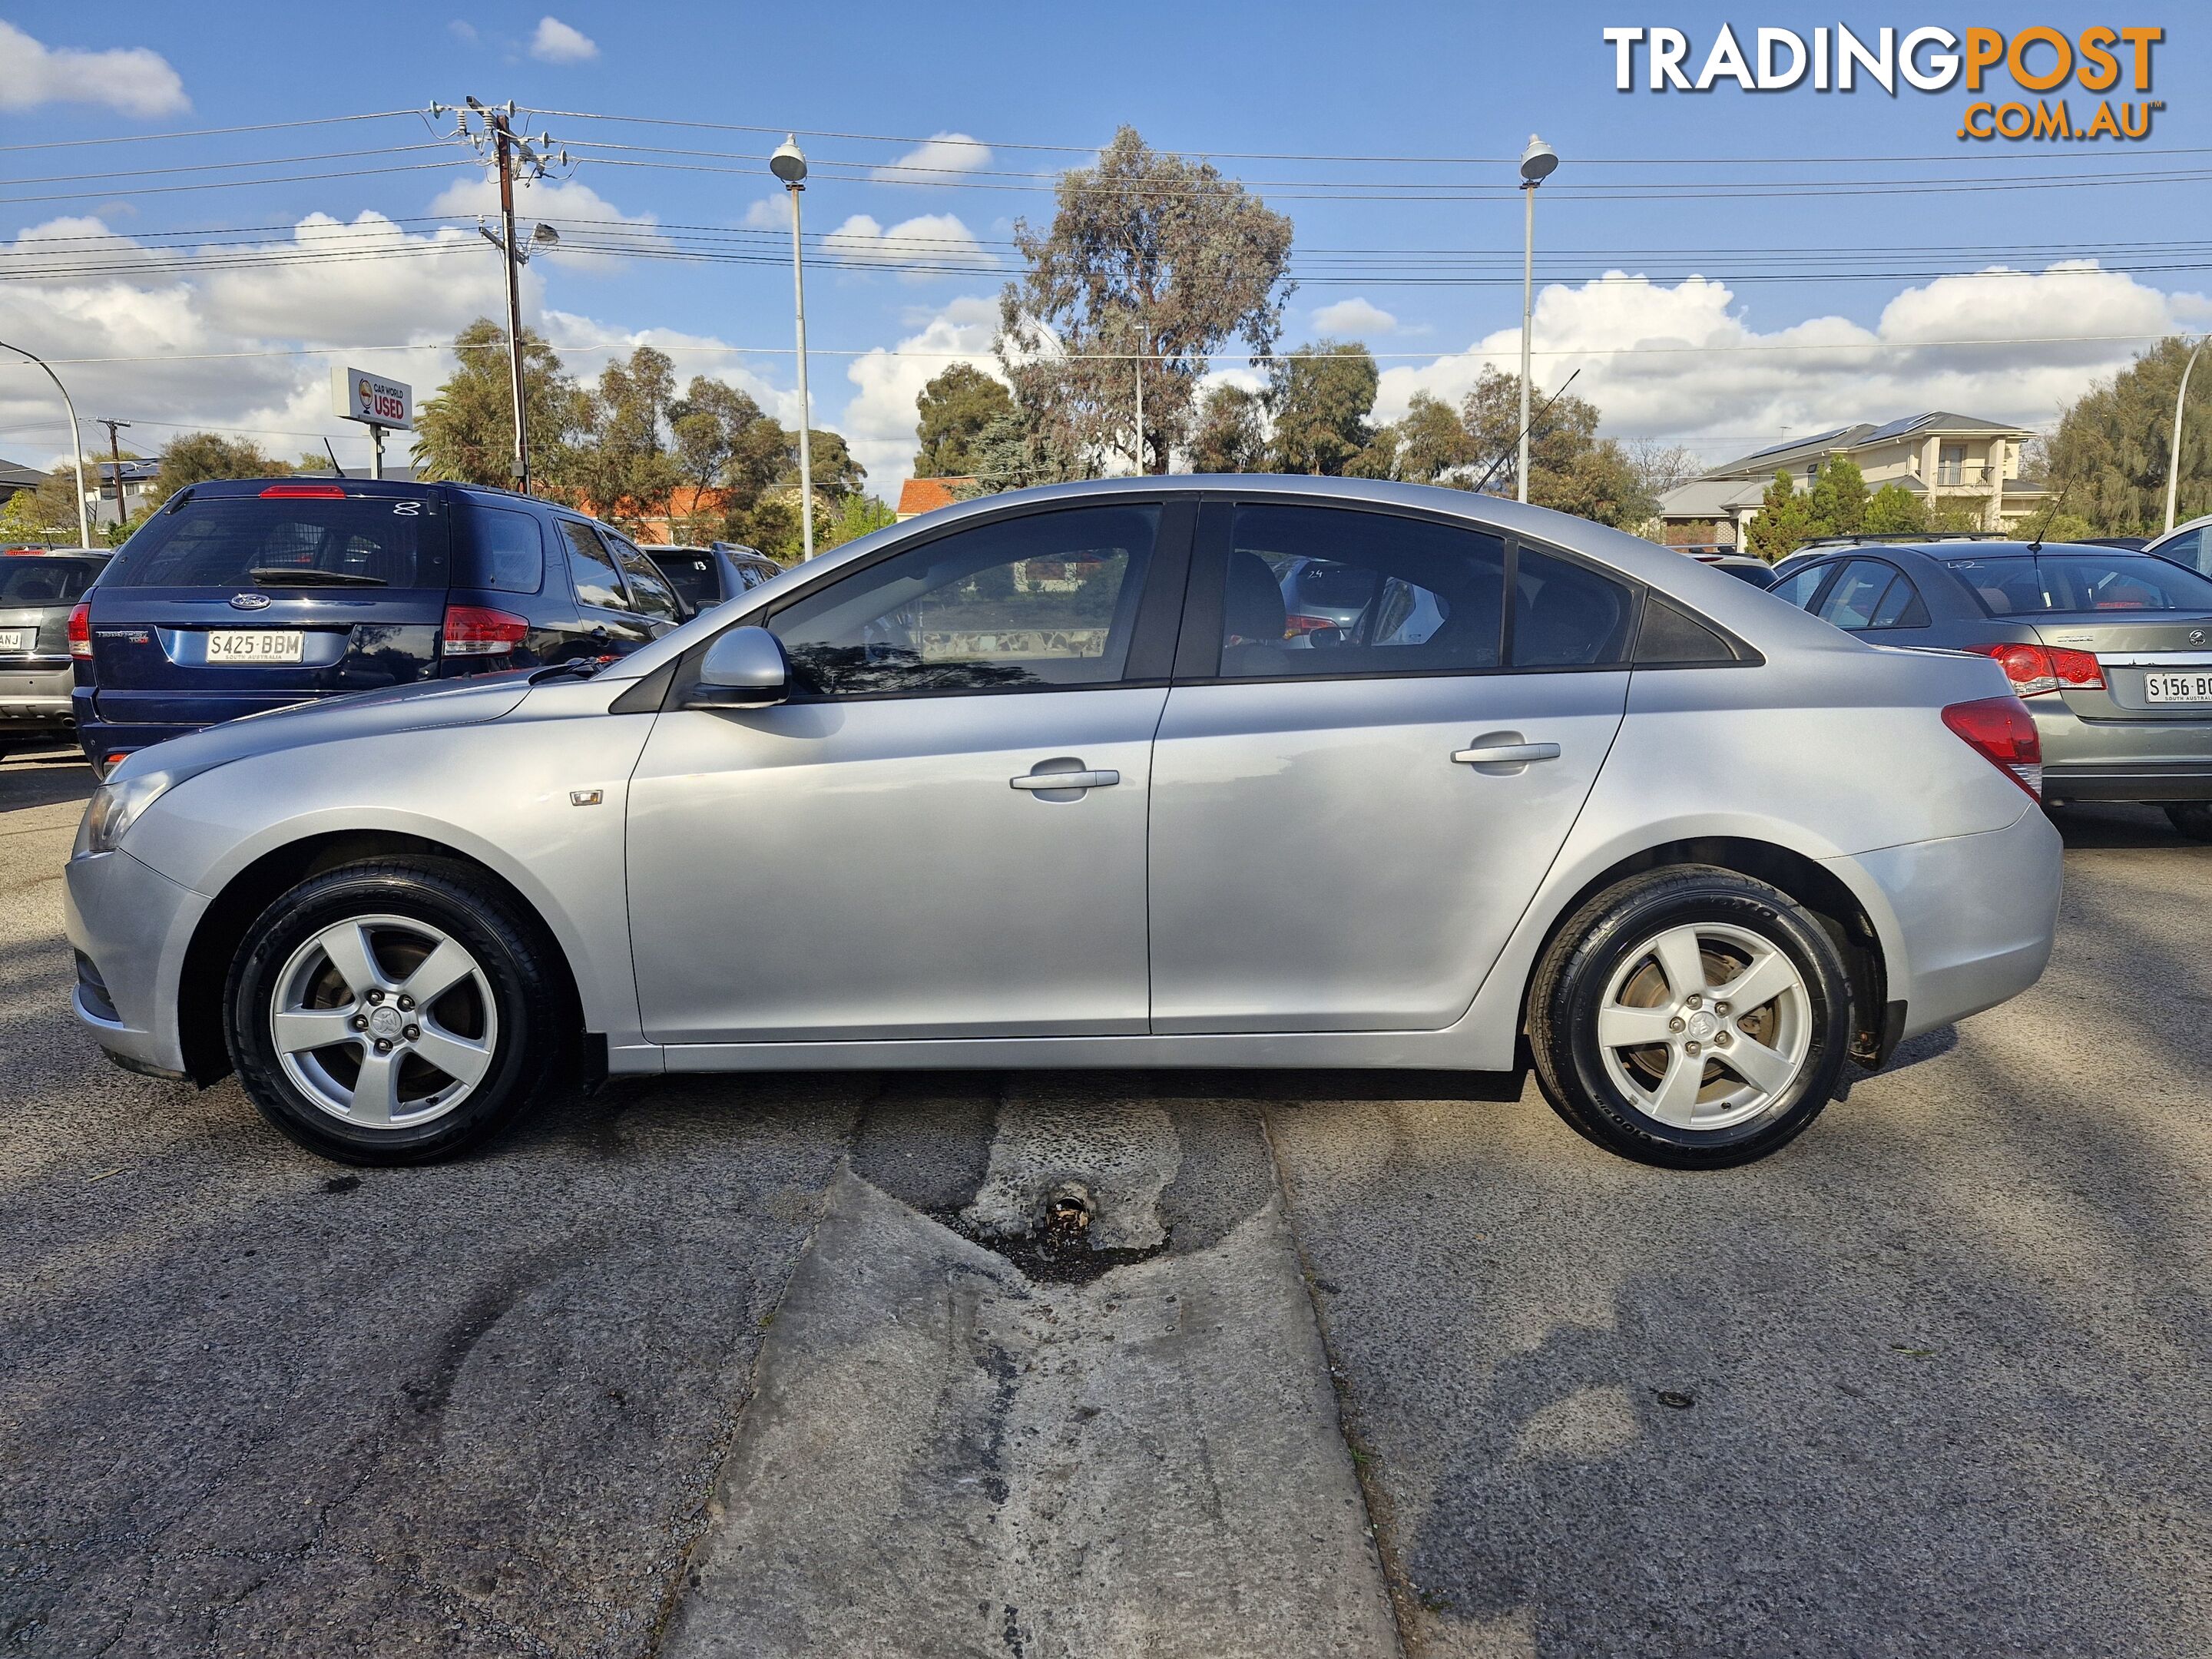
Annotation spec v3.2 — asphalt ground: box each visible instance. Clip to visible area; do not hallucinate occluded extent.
[2,745,2207,1657]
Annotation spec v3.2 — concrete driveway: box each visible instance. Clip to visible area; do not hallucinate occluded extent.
[2,748,2206,1657]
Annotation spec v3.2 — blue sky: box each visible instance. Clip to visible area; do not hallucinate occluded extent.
[3,2,2207,492]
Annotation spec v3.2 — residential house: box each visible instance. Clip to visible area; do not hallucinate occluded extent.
[84,457,164,529]
[0,455,45,509]
[1657,412,2047,548]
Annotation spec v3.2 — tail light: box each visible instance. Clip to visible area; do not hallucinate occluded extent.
[442,604,529,657]
[1962,641,2103,696]
[1284,614,1341,637]
[1942,695,2042,800]
[67,601,91,660]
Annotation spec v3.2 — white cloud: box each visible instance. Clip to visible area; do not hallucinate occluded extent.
[449,19,479,42]
[871,133,992,182]
[528,15,598,62]
[819,214,993,282]
[839,296,1003,490]
[1309,297,1398,338]
[0,22,187,117]
[741,197,787,231]
[426,174,666,268]
[1376,263,2209,459]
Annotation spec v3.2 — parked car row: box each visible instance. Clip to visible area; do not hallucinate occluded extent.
[0,548,108,761]
[38,478,774,775]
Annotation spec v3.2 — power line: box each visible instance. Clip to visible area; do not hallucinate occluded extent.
[0,109,428,154]
[0,158,480,207]
[0,142,456,188]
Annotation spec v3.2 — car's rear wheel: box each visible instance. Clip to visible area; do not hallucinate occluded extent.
[226,858,568,1164]
[2165,802,2212,842]
[1528,866,1853,1168]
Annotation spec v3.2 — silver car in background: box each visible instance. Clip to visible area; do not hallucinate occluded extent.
[65,477,2061,1170]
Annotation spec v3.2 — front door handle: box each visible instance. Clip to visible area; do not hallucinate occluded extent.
[1452,741,1560,766]
[1010,769,1120,791]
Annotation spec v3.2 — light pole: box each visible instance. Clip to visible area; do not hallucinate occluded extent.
[1516,134,1558,505]
[2165,334,2207,533]
[771,135,815,560]
[0,337,92,548]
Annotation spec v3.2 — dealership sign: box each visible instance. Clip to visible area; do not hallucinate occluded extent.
[330,366,414,430]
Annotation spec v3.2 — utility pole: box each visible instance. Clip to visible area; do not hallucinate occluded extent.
[447,98,567,497]
[1134,353,1144,475]
[2166,335,2207,533]
[1515,136,1559,504]
[0,337,91,548]
[97,419,131,534]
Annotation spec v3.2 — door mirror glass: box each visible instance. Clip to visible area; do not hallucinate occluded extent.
[687,625,790,708]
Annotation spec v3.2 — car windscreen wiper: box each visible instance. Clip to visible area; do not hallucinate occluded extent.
[247,567,389,588]
[528,656,611,684]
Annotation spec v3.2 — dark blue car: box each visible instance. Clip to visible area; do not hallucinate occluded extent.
[71,477,687,774]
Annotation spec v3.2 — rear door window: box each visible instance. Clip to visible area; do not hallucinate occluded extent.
[1813,560,1896,631]
[456,503,545,594]
[558,521,629,611]
[0,558,97,605]
[607,534,682,621]
[103,494,450,589]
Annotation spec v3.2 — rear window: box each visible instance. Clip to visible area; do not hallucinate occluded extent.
[654,551,720,610]
[0,558,98,605]
[1953,552,2212,615]
[104,494,451,590]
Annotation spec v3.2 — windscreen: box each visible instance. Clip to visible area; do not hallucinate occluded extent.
[654,552,720,610]
[1954,551,2212,615]
[0,558,98,605]
[102,495,451,590]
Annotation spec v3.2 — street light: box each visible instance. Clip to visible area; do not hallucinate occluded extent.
[1516,134,1558,505]
[2165,334,2207,534]
[0,337,92,548]
[771,134,816,561]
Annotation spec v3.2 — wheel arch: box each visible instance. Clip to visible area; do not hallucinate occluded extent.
[1518,836,1896,1068]
[177,830,588,1086]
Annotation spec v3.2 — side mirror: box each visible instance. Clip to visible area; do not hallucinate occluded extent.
[686,625,790,709]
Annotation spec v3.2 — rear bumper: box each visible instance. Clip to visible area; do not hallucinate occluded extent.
[1833,807,2063,1044]
[2041,761,2212,803]
[0,664,75,734]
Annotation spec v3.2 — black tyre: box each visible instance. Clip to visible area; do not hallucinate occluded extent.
[2165,802,2212,842]
[225,858,570,1164]
[1527,865,1854,1169]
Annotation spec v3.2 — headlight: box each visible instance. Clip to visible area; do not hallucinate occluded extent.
[73,770,175,859]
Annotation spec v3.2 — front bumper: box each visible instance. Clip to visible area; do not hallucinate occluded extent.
[1834,806,2064,1044]
[64,847,208,1077]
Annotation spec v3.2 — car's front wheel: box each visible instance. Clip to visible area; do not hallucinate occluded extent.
[226,858,568,1164]
[1527,866,1853,1168]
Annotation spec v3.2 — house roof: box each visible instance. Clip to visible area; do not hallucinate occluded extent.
[1655,476,1773,518]
[896,476,973,518]
[1704,411,2037,480]
[0,456,48,490]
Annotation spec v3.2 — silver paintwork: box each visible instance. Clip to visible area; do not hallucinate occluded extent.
[64,475,2063,1105]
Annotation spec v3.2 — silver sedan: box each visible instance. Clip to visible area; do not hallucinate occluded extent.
[65,476,2061,1168]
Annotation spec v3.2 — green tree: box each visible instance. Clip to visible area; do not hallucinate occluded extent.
[1806,455,1869,535]
[412,318,582,489]
[1459,366,1604,502]
[912,363,1014,478]
[998,126,1294,475]
[1541,440,1654,530]
[1863,483,1928,536]
[560,345,684,533]
[963,409,1093,495]
[1265,340,1378,475]
[1389,392,1480,485]
[1747,469,1820,561]
[819,492,898,553]
[2047,336,2212,533]
[0,464,91,545]
[1187,383,1266,472]
[154,432,290,498]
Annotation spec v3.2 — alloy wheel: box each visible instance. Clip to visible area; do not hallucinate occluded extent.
[269,914,498,1129]
[1594,922,1811,1131]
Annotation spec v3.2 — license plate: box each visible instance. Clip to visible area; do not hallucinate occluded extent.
[0,630,27,652]
[205,630,304,664]
[2144,670,2212,704]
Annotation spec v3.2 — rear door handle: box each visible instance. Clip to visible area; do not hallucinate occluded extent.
[1452,742,1560,766]
[1011,769,1120,791]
